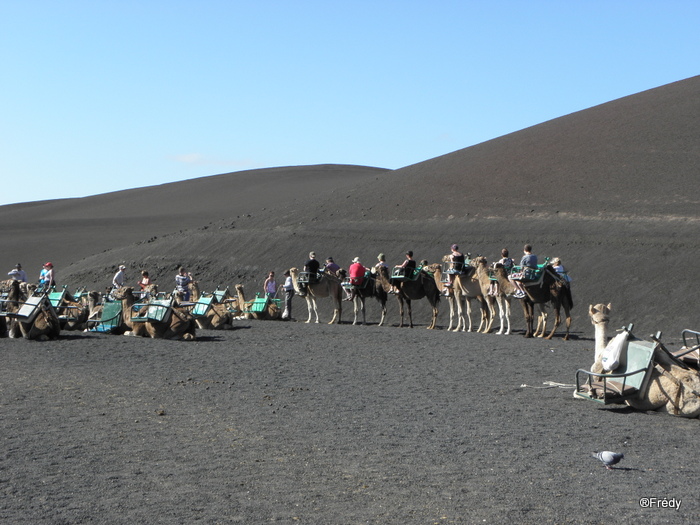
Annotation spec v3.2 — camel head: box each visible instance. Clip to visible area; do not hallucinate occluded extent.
[144,283,159,296]
[473,256,488,268]
[426,263,442,274]
[589,303,611,327]
[7,279,22,302]
[288,267,303,294]
[17,282,34,297]
[112,286,134,300]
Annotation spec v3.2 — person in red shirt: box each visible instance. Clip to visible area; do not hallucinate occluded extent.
[345,257,367,301]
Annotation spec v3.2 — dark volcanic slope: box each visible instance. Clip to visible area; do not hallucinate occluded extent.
[358,74,700,220]
[1,76,699,336]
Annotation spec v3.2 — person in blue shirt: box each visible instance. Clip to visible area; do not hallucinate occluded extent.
[510,244,537,298]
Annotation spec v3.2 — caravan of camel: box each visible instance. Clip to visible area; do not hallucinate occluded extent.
[0,250,572,341]
[4,251,700,420]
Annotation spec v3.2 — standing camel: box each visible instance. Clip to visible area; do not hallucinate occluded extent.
[492,264,573,339]
[347,270,388,326]
[376,265,440,329]
[289,268,343,324]
[472,256,511,335]
[430,260,490,333]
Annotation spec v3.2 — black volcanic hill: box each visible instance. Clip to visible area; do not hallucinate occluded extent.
[1,75,699,336]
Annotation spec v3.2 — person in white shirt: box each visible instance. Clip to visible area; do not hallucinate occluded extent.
[112,265,127,289]
[8,263,27,282]
[281,269,295,320]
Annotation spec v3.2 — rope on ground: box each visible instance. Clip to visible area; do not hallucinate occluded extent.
[519,381,576,389]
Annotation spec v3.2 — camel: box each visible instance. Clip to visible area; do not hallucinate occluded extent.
[5,280,61,341]
[52,289,89,330]
[429,260,489,333]
[473,256,511,335]
[124,284,195,340]
[188,281,235,329]
[289,268,342,324]
[141,291,196,340]
[111,286,149,336]
[492,264,573,339]
[346,269,388,326]
[85,290,103,329]
[583,307,700,418]
[375,265,440,329]
[234,284,280,320]
[120,284,196,340]
[589,303,612,373]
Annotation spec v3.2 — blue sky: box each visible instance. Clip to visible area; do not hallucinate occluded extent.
[1,1,698,206]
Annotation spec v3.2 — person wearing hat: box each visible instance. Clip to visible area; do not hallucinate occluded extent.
[345,257,367,301]
[112,265,127,290]
[8,263,27,282]
[39,262,55,290]
[375,253,388,272]
[551,257,571,284]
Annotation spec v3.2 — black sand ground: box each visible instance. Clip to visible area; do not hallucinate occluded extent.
[1,320,697,524]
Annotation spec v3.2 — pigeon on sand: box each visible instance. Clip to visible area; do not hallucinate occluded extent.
[593,451,624,469]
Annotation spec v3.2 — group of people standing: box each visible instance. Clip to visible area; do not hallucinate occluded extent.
[6,262,55,289]
[109,265,192,300]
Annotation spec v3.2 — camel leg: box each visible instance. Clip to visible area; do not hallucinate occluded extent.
[522,300,534,338]
[536,306,548,338]
[397,296,405,327]
[501,297,512,335]
[327,302,338,324]
[428,302,438,330]
[377,298,387,327]
[465,299,473,332]
[563,308,572,340]
[496,296,506,335]
[545,307,561,340]
[305,296,317,324]
[484,296,496,333]
[456,296,466,332]
[547,306,571,340]
[446,295,455,331]
[329,291,342,324]
[352,296,365,325]
[406,299,413,328]
[476,297,489,333]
